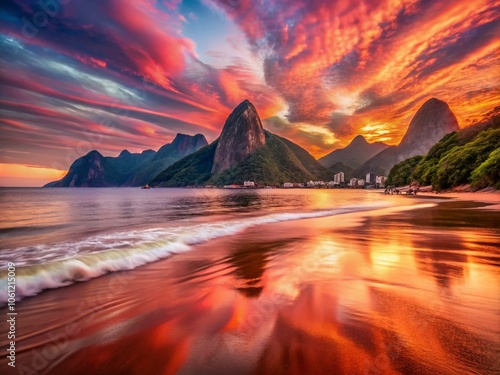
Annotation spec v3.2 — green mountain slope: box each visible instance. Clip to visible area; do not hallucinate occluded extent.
[386,107,500,190]
[124,134,208,186]
[150,142,217,187]
[150,131,329,187]
[354,98,459,178]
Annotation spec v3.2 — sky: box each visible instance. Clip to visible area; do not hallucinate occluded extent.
[0,0,499,186]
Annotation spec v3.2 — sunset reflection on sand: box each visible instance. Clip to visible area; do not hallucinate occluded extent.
[1,199,498,375]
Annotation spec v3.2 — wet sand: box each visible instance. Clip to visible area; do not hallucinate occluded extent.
[1,196,499,375]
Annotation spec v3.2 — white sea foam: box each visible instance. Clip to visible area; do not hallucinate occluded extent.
[0,203,390,304]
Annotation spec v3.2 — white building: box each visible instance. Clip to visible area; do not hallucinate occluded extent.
[307,181,326,187]
[358,179,365,186]
[349,178,358,187]
[333,172,345,185]
[244,181,255,187]
[283,182,294,188]
[376,176,386,186]
[366,173,376,184]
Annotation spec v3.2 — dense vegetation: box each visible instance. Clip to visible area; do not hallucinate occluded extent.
[150,142,217,187]
[385,155,423,187]
[150,131,330,187]
[386,108,500,190]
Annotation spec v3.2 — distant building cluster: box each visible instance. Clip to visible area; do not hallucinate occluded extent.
[283,182,305,188]
[347,173,387,188]
[307,180,326,188]
[222,172,387,189]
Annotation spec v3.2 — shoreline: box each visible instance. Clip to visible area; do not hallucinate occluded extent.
[0,194,499,375]
[1,192,498,304]
[417,190,500,209]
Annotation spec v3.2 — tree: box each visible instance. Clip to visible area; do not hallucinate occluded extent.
[386,155,423,187]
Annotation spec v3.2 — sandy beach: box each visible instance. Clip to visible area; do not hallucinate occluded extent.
[1,192,498,375]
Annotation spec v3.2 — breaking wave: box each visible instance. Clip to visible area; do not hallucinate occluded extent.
[0,203,391,304]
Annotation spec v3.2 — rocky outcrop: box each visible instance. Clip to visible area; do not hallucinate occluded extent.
[150,101,330,187]
[211,99,266,174]
[354,98,460,177]
[45,150,121,187]
[156,133,208,159]
[398,98,459,156]
[44,133,208,187]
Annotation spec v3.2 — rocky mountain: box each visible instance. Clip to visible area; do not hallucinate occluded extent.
[354,98,459,177]
[44,133,207,187]
[387,108,500,190]
[318,135,388,169]
[212,99,266,174]
[150,100,329,187]
[124,133,208,186]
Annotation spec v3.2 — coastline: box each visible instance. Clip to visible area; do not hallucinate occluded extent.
[417,190,500,209]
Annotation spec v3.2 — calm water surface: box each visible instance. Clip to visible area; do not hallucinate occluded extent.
[0,188,498,375]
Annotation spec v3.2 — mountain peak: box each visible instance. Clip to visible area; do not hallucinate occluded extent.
[119,149,131,157]
[423,97,445,105]
[399,98,459,153]
[156,133,208,158]
[86,150,103,158]
[351,135,369,145]
[229,99,258,120]
[171,133,190,144]
[318,135,388,169]
[211,100,265,173]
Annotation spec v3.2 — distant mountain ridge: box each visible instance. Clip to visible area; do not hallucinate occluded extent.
[318,135,388,169]
[125,133,208,186]
[354,98,460,177]
[44,133,208,187]
[150,100,329,186]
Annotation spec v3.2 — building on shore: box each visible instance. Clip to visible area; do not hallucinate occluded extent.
[357,179,365,186]
[349,178,358,187]
[366,172,376,184]
[283,182,305,188]
[307,180,326,188]
[375,176,386,187]
[333,172,345,185]
[244,181,255,187]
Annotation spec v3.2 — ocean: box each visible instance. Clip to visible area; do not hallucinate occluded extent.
[0,187,395,302]
[0,188,498,375]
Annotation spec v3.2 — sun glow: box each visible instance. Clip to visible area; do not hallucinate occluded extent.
[0,163,66,187]
[297,124,339,145]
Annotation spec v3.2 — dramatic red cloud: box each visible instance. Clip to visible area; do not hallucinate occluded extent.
[213,0,499,151]
[0,0,498,185]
